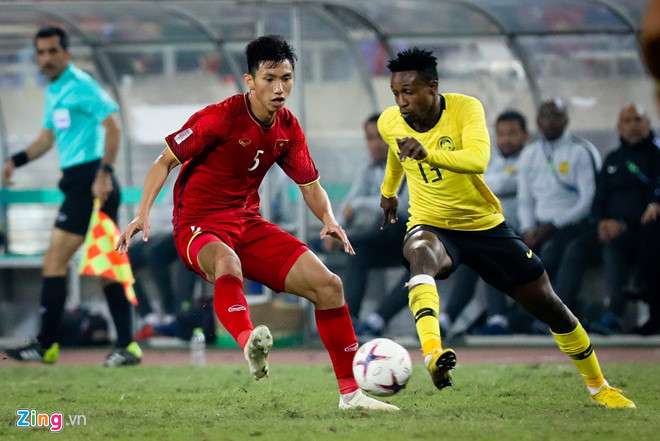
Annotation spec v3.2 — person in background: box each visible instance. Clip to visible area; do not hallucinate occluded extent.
[3,26,141,366]
[592,103,660,335]
[517,99,601,321]
[444,110,530,336]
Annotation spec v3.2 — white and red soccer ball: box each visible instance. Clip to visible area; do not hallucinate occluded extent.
[352,338,412,397]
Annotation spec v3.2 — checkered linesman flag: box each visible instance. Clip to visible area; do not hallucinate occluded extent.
[78,199,137,305]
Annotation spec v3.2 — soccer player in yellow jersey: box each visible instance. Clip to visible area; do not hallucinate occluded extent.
[378,48,635,408]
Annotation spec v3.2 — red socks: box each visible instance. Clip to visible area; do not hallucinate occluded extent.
[315,304,360,394]
[213,275,253,349]
[215,278,359,394]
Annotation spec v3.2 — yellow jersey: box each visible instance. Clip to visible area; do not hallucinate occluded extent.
[379,93,504,231]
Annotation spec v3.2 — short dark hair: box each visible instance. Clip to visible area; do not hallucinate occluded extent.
[245,35,297,76]
[496,110,527,132]
[364,113,380,127]
[34,26,69,50]
[387,48,438,82]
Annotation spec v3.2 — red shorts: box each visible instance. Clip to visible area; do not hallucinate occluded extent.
[173,211,307,292]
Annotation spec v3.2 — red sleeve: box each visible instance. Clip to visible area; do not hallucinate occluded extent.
[164,109,229,163]
[277,119,320,185]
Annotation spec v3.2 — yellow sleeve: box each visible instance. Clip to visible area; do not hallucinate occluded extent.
[377,111,404,197]
[381,146,404,198]
[421,97,490,174]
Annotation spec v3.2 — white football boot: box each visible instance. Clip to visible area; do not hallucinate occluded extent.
[339,389,400,411]
[243,325,273,380]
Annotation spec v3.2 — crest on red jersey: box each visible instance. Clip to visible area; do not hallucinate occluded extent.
[239,138,252,147]
[274,139,289,150]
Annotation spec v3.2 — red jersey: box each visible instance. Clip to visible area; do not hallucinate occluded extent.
[164,93,319,224]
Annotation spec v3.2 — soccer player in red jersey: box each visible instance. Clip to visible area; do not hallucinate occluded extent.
[116,35,397,410]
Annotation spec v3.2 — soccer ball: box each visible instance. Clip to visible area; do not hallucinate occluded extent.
[352,338,412,397]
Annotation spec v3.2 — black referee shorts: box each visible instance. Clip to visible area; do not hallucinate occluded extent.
[403,222,545,292]
[55,159,120,236]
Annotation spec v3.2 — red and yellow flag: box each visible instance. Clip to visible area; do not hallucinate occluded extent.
[78,199,137,305]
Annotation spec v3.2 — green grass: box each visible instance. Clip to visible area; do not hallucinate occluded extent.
[2,362,658,441]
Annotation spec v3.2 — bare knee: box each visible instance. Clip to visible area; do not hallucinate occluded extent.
[210,254,242,282]
[404,233,450,276]
[311,271,344,309]
[42,248,68,276]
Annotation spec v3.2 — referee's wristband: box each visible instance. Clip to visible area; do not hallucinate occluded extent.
[99,163,114,174]
[11,151,29,168]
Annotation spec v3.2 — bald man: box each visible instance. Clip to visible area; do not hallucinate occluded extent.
[592,104,660,335]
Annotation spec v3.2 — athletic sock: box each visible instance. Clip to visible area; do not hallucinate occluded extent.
[37,276,67,348]
[552,321,605,393]
[408,283,442,356]
[213,275,253,349]
[104,282,133,348]
[315,304,360,394]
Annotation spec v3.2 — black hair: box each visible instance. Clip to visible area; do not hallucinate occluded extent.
[387,48,438,82]
[364,113,380,127]
[34,26,69,51]
[245,35,297,76]
[496,110,527,132]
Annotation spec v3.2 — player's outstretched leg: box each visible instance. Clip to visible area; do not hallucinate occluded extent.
[314,304,399,410]
[284,252,400,409]
[425,348,457,390]
[243,325,273,380]
[553,322,635,408]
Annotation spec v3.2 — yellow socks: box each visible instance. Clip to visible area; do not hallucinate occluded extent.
[408,278,442,356]
[552,322,606,393]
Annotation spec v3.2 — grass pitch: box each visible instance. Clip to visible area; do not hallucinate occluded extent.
[1,361,658,441]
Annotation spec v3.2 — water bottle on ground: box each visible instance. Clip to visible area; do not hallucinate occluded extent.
[191,327,206,367]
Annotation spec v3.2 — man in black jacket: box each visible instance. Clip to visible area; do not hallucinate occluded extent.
[593,103,660,334]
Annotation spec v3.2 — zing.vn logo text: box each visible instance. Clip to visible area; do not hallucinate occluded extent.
[16,409,87,432]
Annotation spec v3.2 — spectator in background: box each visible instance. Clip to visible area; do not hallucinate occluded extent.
[322,114,410,336]
[3,26,140,366]
[593,103,660,335]
[517,98,601,321]
[444,110,530,335]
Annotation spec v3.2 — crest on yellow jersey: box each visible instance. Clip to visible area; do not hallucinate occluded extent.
[438,136,455,151]
[558,161,570,174]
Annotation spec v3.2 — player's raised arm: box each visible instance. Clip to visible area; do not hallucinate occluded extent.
[380,140,404,229]
[299,180,355,255]
[420,97,490,174]
[116,147,180,253]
